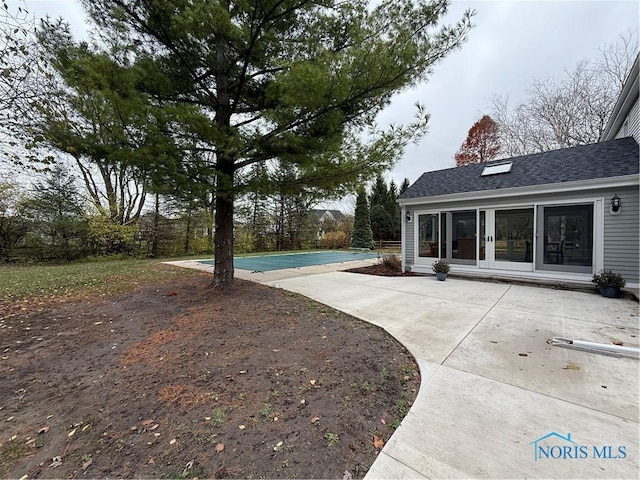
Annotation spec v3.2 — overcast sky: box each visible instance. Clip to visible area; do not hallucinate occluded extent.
[13,0,640,198]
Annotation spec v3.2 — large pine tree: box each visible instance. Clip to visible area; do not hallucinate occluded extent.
[35,0,473,288]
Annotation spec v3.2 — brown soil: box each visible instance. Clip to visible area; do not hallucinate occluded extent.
[343,264,421,277]
[0,273,419,479]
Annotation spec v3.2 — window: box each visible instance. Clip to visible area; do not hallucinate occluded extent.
[481,162,512,176]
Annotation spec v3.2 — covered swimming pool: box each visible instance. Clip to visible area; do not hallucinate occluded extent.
[198,250,378,272]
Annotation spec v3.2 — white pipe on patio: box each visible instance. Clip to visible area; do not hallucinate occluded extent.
[550,337,640,359]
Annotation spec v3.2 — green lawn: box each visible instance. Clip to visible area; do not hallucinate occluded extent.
[0,257,204,302]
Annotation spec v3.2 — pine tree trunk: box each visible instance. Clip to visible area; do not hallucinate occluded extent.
[213,169,235,290]
[151,193,160,257]
[183,210,192,255]
[213,16,235,290]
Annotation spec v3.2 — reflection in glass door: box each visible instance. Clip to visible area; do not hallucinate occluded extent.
[495,209,533,263]
[452,210,476,263]
[418,213,439,258]
[480,208,534,271]
[538,204,593,273]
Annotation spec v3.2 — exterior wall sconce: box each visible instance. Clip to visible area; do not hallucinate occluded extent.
[406,212,413,223]
[610,194,621,215]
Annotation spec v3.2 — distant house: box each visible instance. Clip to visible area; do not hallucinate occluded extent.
[398,56,639,288]
[310,209,345,239]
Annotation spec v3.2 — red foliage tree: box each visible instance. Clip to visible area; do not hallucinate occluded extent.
[454,115,501,166]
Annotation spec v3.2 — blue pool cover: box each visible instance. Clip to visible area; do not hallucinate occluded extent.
[198,250,378,272]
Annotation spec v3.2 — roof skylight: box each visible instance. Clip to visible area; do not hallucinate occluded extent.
[481,162,513,176]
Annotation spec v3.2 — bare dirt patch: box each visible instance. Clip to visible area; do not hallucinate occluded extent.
[0,273,419,479]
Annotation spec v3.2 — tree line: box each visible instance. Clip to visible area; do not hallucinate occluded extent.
[0,0,473,288]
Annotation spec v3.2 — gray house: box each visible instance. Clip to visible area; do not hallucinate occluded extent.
[399,55,639,288]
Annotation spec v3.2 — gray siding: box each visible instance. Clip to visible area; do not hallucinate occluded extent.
[404,210,415,266]
[604,186,639,284]
[614,96,640,143]
[401,184,639,284]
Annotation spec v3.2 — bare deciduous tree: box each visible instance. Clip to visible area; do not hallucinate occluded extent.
[491,31,638,157]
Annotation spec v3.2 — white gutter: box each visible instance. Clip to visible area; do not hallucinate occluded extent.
[398,174,639,206]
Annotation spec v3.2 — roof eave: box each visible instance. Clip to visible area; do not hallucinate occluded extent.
[398,174,639,206]
[601,54,640,141]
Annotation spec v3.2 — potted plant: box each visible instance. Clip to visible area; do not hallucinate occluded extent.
[591,270,626,298]
[432,259,450,281]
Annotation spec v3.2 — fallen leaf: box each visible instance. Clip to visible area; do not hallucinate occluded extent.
[373,435,384,450]
[169,438,177,445]
[147,457,155,465]
[613,340,624,346]
[142,419,154,426]
[563,363,580,371]
[343,471,353,480]
[403,375,410,381]
[81,424,91,432]
[239,425,246,430]
[50,456,63,468]
[311,416,320,424]
[67,428,76,438]
[309,379,316,385]
[380,418,386,425]
[82,458,92,470]
[215,443,224,453]
[149,424,159,430]
[273,441,283,451]
[182,460,194,476]
[38,426,50,434]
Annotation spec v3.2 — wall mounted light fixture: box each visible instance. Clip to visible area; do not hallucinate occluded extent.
[406,212,413,223]
[610,194,621,214]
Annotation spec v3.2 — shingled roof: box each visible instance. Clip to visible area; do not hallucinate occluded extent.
[400,137,639,200]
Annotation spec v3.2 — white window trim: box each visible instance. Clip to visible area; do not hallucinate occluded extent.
[411,196,604,274]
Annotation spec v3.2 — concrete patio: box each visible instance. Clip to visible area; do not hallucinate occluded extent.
[168,259,639,478]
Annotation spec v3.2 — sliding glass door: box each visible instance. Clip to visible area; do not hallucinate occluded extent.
[417,213,440,258]
[537,204,593,273]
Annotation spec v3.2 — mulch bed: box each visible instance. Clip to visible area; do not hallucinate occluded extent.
[0,273,419,479]
[343,263,421,277]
